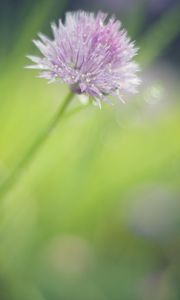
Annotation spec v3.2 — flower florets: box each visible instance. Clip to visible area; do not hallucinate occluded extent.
[27,11,140,106]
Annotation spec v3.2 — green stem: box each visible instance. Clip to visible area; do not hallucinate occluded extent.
[0,91,74,199]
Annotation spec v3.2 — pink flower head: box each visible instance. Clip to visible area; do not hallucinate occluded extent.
[27,11,140,106]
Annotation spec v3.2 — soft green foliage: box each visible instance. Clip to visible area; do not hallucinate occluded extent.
[0,2,180,300]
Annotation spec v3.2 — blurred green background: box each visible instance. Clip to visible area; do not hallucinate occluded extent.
[0,0,180,299]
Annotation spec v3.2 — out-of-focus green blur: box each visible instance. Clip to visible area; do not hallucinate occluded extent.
[0,1,180,299]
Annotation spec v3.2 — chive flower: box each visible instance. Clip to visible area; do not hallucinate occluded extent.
[27,11,140,106]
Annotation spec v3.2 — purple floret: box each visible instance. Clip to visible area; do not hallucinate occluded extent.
[27,11,140,106]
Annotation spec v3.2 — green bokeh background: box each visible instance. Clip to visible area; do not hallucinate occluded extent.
[0,1,180,299]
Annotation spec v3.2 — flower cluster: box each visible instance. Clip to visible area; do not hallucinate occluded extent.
[27,11,140,106]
